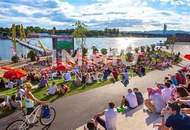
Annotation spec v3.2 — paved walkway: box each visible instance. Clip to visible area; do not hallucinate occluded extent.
[0,60,188,130]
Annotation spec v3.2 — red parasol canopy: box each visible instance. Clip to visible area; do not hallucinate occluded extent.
[53,62,72,71]
[184,54,190,61]
[3,69,27,79]
[1,66,14,71]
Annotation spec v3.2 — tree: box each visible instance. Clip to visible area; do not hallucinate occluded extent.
[140,46,145,52]
[27,50,36,61]
[146,46,151,53]
[134,48,139,53]
[126,52,134,62]
[72,21,88,74]
[101,48,108,55]
[167,35,176,54]
[11,55,19,63]
[92,46,99,54]
[151,44,156,52]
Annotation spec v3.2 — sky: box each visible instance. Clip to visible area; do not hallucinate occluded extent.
[0,0,190,31]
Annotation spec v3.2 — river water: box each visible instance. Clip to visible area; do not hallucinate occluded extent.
[0,37,167,60]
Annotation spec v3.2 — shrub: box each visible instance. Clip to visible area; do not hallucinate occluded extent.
[151,44,156,51]
[140,46,145,52]
[125,52,134,62]
[92,46,99,54]
[101,48,108,55]
[11,55,19,63]
[27,50,36,61]
[82,48,88,56]
[134,48,139,53]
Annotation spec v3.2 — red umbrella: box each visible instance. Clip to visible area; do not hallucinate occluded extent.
[3,69,26,79]
[53,65,66,71]
[1,66,13,71]
[184,54,190,61]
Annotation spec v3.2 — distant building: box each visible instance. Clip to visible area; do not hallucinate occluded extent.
[163,24,167,35]
[27,32,50,38]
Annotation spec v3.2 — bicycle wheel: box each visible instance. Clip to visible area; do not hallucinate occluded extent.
[40,106,56,126]
[6,120,28,130]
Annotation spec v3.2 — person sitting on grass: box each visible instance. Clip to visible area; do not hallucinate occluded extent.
[133,88,144,105]
[111,68,119,82]
[121,89,138,109]
[94,102,117,130]
[59,84,69,95]
[5,80,14,89]
[39,76,48,88]
[47,82,58,95]
[8,95,22,110]
[0,79,5,88]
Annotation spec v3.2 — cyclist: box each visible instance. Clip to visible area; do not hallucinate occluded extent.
[25,82,48,115]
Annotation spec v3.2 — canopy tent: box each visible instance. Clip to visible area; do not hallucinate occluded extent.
[184,54,190,61]
[3,69,26,80]
[53,62,72,71]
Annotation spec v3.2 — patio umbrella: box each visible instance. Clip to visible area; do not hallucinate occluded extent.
[3,69,26,79]
[1,66,13,71]
[184,54,190,61]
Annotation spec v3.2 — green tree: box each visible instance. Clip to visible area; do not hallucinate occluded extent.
[151,44,156,51]
[167,35,176,54]
[101,48,108,55]
[92,46,99,54]
[140,46,145,52]
[72,21,88,73]
[27,50,36,61]
[11,55,19,63]
[146,46,151,53]
[134,48,139,53]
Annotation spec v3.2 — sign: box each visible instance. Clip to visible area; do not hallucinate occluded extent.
[52,35,74,50]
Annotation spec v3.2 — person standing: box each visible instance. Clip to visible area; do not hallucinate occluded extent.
[121,68,129,87]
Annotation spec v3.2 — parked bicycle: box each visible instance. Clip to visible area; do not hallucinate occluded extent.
[6,104,56,130]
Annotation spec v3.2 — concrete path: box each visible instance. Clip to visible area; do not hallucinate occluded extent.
[0,60,188,130]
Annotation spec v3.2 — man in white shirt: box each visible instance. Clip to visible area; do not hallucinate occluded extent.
[95,102,117,130]
[48,82,57,95]
[121,89,138,109]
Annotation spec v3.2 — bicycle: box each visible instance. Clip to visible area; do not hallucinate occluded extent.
[6,104,56,130]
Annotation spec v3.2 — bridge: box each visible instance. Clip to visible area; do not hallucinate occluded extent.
[10,24,51,54]
[15,38,45,53]
[8,36,50,53]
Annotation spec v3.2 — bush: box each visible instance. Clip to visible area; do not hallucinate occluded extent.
[134,48,139,53]
[101,48,107,55]
[92,46,99,54]
[82,48,88,56]
[27,50,36,61]
[151,44,156,51]
[11,55,19,63]
[125,52,134,62]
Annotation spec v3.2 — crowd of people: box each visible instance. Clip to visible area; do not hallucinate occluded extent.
[83,60,190,130]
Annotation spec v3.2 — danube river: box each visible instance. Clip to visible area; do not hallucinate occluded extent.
[0,37,166,60]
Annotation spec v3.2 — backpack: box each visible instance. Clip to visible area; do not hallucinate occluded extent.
[41,105,50,118]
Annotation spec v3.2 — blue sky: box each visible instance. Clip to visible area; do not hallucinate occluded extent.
[0,0,190,31]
